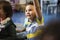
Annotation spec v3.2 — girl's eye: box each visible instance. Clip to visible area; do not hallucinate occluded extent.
[25,9,32,12]
[25,10,27,12]
[29,9,32,11]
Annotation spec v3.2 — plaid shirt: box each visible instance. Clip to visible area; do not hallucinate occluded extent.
[24,17,44,40]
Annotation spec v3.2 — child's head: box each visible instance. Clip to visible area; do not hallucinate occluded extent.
[25,1,36,20]
[40,18,60,40]
[0,1,13,19]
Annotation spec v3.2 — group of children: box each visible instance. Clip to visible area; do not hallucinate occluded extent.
[0,0,44,40]
[0,0,60,40]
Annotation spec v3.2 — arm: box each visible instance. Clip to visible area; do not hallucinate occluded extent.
[16,28,26,33]
[33,0,42,20]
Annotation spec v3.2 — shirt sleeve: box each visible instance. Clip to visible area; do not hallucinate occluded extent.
[27,23,42,40]
[36,17,44,26]
[23,18,28,28]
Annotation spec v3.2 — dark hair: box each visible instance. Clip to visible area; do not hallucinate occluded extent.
[0,1,13,18]
[41,18,60,40]
[26,1,34,5]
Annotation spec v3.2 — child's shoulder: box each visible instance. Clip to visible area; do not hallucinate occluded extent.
[36,17,44,25]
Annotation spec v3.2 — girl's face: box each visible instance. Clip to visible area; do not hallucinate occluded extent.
[0,5,6,21]
[25,5,36,20]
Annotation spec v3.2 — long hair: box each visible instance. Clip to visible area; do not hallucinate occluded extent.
[0,1,13,18]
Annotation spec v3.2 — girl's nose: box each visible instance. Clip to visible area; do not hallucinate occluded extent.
[26,11,30,14]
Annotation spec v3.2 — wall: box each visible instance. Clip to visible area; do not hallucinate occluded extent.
[19,0,26,4]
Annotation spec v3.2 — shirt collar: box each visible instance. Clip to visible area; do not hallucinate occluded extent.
[0,17,10,25]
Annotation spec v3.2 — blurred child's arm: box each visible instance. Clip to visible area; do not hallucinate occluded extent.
[33,0,42,20]
[16,28,26,33]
